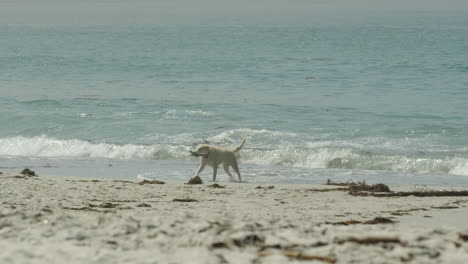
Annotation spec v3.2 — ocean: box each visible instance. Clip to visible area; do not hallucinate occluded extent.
[1,5,468,186]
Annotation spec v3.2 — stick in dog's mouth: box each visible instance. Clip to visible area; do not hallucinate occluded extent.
[190,150,203,157]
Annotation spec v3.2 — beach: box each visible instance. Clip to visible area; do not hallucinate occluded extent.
[2,1,468,263]
[1,172,467,263]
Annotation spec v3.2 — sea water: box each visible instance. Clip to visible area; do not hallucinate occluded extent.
[1,5,468,186]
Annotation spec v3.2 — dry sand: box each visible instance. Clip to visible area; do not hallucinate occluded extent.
[1,172,468,263]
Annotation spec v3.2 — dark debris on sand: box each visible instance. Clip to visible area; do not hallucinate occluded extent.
[258,251,337,263]
[350,190,468,197]
[172,198,198,202]
[325,179,468,197]
[186,176,203,185]
[62,203,119,212]
[211,234,337,263]
[89,202,117,208]
[138,179,165,185]
[210,234,265,249]
[459,234,468,242]
[256,186,275,190]
[325,179,390,192]
[325,217,396,226]
[113,180,134,184]
[136,203,152,208]
[20,168,37,177]
[338,237,402,245]
[208,183,225,188]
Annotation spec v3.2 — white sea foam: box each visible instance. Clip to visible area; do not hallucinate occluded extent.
[1,135,467,176]
[449,160,468,176]
[136,173,154,181]
[209,128,299,145]
[185,110,216,116]
[0,136,190,160]
[76,113,93,117]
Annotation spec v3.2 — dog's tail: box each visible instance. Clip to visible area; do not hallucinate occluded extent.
[233,139,246,152]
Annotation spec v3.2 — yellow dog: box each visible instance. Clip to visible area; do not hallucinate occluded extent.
[190,139,246,182]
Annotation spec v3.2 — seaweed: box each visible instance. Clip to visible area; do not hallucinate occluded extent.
[138,179,165,185]
[325,179,357,186]
[363,217,395,224]
[62,202,120,212]
[325,217,395,225]
[136,203,152,207]
[431,206,459,209]
[233,234,265,247]
[62,206,104,212]
[325,179,390,192]
[459,234,468,242]
[211,242,229,248]
[186,176,203,185]
[208,183,225,188]
[338,237,401,245]
[256,186,275,190]
[172,198,198,202]
[113,180,134,184]
[258,251,337,263]
[89,202,117,208]
[350,190,468,197]
[306,188,348,192]
[20,168,37,176]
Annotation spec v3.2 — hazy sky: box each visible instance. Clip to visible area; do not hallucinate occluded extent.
[1,0,468,26]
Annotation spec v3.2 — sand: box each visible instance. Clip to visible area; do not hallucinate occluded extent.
[1,172,468,263]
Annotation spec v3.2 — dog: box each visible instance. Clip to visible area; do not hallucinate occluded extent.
[190,139,246,182]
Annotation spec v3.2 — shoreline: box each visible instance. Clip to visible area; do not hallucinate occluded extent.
[1,173,468,263]
[2,158,468,188]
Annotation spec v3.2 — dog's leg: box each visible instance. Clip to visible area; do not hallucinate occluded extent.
[195,158,206,177]
[212,166,218,182]
[223,164,234,181]
[232,160,242,182]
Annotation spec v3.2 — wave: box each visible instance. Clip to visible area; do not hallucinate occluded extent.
[1,135,468,176]
[0,136,190,160]
[241,147,468,176]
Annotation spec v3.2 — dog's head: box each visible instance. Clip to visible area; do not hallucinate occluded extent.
[190,144,210,158]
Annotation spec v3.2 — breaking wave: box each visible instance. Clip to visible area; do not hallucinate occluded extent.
[0,136,190,160]
[1,135,467,176]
